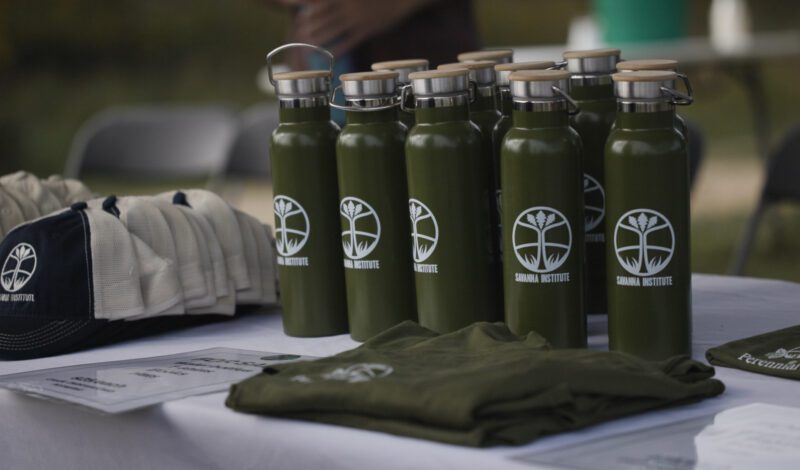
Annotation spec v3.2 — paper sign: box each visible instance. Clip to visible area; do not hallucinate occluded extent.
[0,347,313,413]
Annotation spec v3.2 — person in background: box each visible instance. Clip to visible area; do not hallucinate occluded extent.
[271,0,480,71]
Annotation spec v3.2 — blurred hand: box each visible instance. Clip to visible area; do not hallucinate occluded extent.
[288,0,435,56]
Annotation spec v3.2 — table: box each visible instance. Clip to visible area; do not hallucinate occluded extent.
[1,274,799,469]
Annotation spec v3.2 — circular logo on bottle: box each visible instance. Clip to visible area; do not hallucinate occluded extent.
[340,197,381,260]
[1,243,37,293]
[583,174,605,232]
[512,207,572,273]
[273,195,310,257]
[613,209,675,276]
[408,199,438,263]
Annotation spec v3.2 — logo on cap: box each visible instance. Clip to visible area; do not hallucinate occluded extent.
[273,195,310,257]
[409,199,438,263]
[1,243,37,293]
[614,209,675,276]
[321,363,394,383]
[340,197,381,260]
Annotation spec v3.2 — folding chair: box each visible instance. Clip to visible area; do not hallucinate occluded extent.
[65,106,238,184]
[730,125,800,274]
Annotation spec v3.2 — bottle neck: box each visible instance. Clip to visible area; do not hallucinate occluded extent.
[498,88,513,117]
[569,80,615,102]
[279,103,331,123]
[345,106,398,124]
[615,106,676,129]
[414,94,471,124]
[512,101,569,128]
[472,86,497,113]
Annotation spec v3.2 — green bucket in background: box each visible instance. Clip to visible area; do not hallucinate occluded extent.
[593,0,688,44]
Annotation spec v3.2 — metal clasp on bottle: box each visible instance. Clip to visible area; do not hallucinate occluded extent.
[660,74,694,105]
[265,42,335,92]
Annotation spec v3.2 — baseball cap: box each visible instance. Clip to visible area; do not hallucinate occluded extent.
[0,188,26,238]
[41,175,94,206]
[236,211,278,306]
[233,210,263,305]
[0,171,63,216]
[145,198,209,306]
[158,190,250,291]
[89,196,184,319]
[170,201,235,315]
[0,202,146,359]
[149,198,218,309]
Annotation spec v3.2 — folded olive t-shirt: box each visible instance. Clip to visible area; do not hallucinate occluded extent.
[227,322,724,447]
[706,325,800,380]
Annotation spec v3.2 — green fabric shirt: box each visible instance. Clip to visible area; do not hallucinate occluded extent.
[227,321,724,447]
[706,325,800,380]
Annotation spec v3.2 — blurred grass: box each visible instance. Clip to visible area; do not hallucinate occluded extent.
[1,0,799,282]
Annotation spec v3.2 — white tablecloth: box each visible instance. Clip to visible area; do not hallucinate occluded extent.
[1,274,798,470]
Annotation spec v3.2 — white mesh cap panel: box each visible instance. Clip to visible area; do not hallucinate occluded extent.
[233,210,263,304]
[41,175,94,206]
[147,199,208,303]
[85,207,145,320]
[255,223,279,305]
[0,171,63,215]
[176,206,229,298]
[127,234,183,319]
[176,208,218,309]
[1,185,41,220]
[188,280,236,316]
[0,188,26,237]
[160,190,250,290]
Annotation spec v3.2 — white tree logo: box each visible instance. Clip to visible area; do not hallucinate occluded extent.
[321,363,394,383]
[1,243,37,293]
[512,207,572,273]
[614,209,675,276]
[409,199,438,263]
[273,195,309,257]
[340,197,381,260]
[583,174,605,232]
[766,347,800,360]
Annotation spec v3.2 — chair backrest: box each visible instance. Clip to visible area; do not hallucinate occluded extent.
[763,125,800,203]
[65,106,238,180]
[225,103,278,179]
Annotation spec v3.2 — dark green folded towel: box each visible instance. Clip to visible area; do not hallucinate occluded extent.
[227,321,724,447]
[706,325,800,380]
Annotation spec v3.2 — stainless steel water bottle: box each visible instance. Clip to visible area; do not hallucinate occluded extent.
[501,70,586,347]
[404,68,500,333]
[331,71,417,341]
[457,48,514,64]
[605,70,694,360]
[493,61,556,209]
[563,47,620,316]
[438,60,503,256]
[267,43,348,337]
[616,59,690,139]
[371,59,429,129]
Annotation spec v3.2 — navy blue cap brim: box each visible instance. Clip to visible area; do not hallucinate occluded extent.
[0,317,117,360]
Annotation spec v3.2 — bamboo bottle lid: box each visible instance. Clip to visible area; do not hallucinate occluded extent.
[508,70,571,100]
[563,48,621,74]
[371,59,429,83]
[616,59,679,72]
[408,68,470,96]
[495,61,556,86]
[339,71,399,98]
[272,70,330,96]
[438,61,496,85]
[457,49,513,63]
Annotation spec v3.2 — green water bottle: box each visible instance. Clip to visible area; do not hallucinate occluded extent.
[501,70,586,348]
[404,68,500,333]
[439,61,503,262]
[615,59,690,139]
[331,71,417,341]
[563,47,620,316]
[370,59,429,130]
[457,48,514,64]
[267,43,348,337]
[605,70,694,360]
[493,61,556,209]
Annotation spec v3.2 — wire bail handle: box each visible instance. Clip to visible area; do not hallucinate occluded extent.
[661,73,694,105]
[329,85,402,112]
[265,43,334,88]
[552,85,581,115]
[399,84,414,114]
